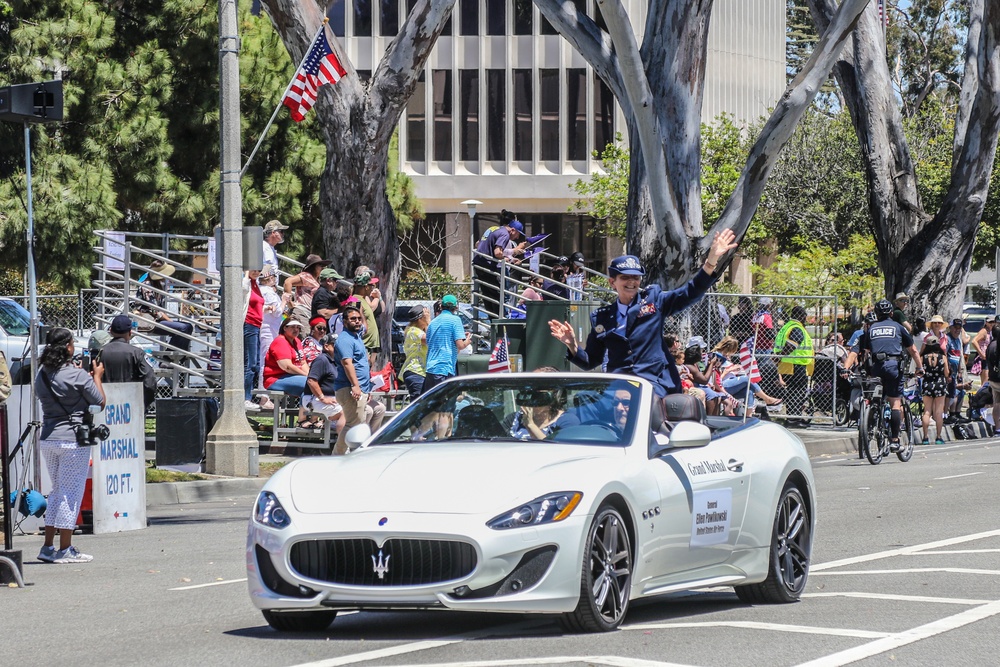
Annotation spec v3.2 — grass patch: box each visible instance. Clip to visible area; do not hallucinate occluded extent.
[145,462,207,483]
[258,461,287,478]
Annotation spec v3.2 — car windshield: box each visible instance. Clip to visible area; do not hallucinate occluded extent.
[372,376,643,447]
[0,300,31,336]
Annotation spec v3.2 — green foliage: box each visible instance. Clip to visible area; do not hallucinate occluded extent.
[755,108,870,253]
[399,267,471,302]
[569,132,629,239]
[886,0,966,117]
[387,130,424,234]
[751,235,883,310]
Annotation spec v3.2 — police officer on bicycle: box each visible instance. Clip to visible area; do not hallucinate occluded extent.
[844,299,923,449]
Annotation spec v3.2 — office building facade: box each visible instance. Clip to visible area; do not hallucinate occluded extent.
[330,0,785,278]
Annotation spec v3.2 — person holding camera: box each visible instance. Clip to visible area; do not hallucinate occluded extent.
[34,328,106,564]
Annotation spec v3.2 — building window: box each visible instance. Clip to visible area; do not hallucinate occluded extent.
[594,72,614,153]
[406,72,426,162]
[486,69,506,161]
[380,0,399,36]
[513,0,532,35]
[513,69,532,161]
[593,1,608,31]
[486,0,505,35]
[566,68,587,160]
[459,0,478,35]
[329,0,346,37]
[354,0,372,37]
[459,70,479,161]
[357,70,372,82]
[540,14,557,35]
[432,70,453,161]
[540,69,559,160]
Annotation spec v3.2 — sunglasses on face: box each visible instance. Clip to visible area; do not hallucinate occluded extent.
[613,399,631,408]
[313,325,327,331]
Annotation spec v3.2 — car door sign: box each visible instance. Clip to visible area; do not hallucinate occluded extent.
[690,488,732,547]
[687,459,727,476]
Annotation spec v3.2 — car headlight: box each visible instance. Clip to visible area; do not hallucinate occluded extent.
[487,492,583,530]
[254,491,291,529]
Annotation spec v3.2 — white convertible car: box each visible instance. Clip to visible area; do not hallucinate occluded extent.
[247,373,816,633]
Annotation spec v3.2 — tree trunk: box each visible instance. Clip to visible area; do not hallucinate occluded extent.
[807,0,1000,318]
[261,0,455,358]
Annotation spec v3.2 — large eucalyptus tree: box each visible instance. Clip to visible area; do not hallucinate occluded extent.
[260,0,455,353]
[807,0,1000,317]
[534,0,871,286]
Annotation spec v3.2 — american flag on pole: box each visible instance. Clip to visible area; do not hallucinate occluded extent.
[739,337,763,384]
[282,30,347,122]
[488,336,511,373]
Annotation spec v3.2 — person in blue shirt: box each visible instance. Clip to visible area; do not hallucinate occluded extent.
[424,294,473,438]
[333,305,378,455]
[549,229,738,397]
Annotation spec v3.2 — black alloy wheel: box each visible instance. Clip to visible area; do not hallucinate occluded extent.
[562,505,632,632]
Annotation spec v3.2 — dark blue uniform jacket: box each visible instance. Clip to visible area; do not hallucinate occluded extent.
[568,269,715,396]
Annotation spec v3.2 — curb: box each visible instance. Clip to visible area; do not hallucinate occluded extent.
[146,477,266,507]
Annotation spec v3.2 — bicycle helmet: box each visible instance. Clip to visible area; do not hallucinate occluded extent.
[874,299,893,320]
[864,312,878,324]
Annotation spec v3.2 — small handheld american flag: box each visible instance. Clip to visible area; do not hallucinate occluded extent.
[739,337,763,384]
[282,30,347,122]
[488,336,511,373]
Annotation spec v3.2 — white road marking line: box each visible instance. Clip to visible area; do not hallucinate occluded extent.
[811,528,1000,571]
[169,577,248,591]
[815,458,848,463]
[624,620,888,639]
[803,592,990,605]
[911,549,1000,555]
[793,599,1000,667]
[934,472,986,480]
[811,567,1000,576]
[376,658,697,667]
[286,620,536,667]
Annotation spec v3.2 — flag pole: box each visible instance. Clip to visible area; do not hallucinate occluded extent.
[744,306,763,424]
[503,326,511,372]
[240,18,330,178]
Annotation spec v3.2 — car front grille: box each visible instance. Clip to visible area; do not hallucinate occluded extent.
[289,538,478,587]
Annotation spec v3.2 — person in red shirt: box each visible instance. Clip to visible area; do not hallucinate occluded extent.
[244,269,264,411]
[263,318,311,427]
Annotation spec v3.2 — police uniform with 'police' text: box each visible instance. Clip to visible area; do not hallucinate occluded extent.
[853,317,913,398]
[568,265,715,396]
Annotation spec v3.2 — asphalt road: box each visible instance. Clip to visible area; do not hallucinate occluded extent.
[2,440,999,667]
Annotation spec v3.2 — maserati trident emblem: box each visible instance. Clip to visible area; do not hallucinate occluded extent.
[371,549,390,579]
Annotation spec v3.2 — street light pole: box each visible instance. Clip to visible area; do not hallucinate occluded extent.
[206,0,258,475]
[462,200,482,324]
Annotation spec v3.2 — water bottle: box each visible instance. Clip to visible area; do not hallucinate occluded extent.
[883,403,891,424]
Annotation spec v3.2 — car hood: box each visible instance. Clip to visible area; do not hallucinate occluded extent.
[288,442,624,515]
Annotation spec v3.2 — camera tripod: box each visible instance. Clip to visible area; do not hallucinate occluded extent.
[1,406,37,587]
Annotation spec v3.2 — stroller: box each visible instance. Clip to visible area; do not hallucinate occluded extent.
[807,355,853,426]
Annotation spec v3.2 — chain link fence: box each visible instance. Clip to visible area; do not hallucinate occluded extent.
[664,292,845,427]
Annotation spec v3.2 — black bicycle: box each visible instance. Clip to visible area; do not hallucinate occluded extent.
[858,375,915,465]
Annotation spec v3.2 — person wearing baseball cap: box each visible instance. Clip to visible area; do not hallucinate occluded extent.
[473,211,525,318]
[262,317,313,426]
[549,229,739,397]
[262,220,289,271]
[424,294,473,437]
[99,314,157,410]
[892,292,912,332]
[312,267,345,320]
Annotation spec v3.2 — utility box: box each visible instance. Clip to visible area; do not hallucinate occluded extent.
[491,319,526,358]
[456,354,492,376]
[155,398,219,472]
[524,300,602,371]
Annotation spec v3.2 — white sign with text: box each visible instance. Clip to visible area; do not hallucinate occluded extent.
[104,231,126,272]
[92,383,147,533]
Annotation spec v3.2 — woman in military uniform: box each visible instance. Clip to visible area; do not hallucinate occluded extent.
[549,230,738,397]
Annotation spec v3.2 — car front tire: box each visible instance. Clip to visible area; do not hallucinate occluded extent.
[262,609,338,632]
[561,505,632,633]
[735,483,811,604]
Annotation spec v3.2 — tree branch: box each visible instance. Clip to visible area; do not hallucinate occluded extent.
[705,0,871,262]
[952,0,985,176]
[596,0,685,248]
[369,0,457,146]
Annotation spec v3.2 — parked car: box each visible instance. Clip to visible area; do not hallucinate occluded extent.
[0,297,94,383]
[247,373,816,633]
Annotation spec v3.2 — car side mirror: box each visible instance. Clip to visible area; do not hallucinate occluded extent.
[344,424,372,451]
[668,422,712,448]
